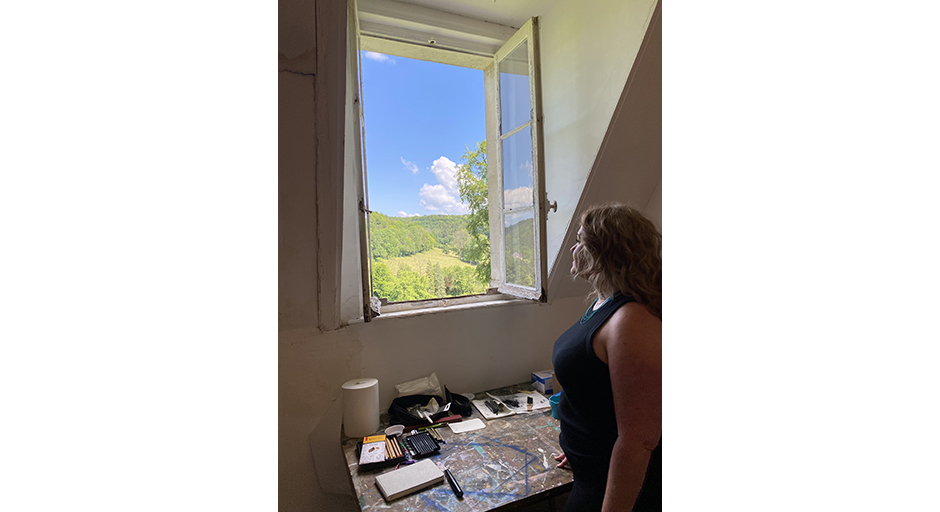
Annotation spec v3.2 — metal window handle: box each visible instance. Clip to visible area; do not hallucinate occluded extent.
[545,194,557,215]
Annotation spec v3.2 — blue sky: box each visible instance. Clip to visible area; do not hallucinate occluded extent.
[360,51,485,218]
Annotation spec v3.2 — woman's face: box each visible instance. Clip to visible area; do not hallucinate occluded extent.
[570,226,585,275]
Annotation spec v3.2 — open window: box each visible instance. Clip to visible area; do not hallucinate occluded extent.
[491,19,546,301]
[353,0,547,317]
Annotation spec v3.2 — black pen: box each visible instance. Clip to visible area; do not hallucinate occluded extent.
[444,468,463,498]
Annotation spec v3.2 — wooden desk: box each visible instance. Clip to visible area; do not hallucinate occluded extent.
[341,382,573,511]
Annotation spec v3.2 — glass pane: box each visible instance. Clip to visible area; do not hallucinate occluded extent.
[504,210,536,288]
[501,126,533,210]
[499,40,531,133]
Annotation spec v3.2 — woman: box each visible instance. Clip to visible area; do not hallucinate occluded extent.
[552,203,662,512]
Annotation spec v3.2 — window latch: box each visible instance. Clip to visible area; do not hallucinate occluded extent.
[545,194,557,215]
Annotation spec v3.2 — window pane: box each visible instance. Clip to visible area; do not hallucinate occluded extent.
[504,210,535,288]
[501,125,533,211]
[499,40,530,132]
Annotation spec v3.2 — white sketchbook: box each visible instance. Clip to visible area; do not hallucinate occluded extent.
[374,459,445,501]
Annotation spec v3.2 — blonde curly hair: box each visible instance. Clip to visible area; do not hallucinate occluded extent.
[573,203,662,318]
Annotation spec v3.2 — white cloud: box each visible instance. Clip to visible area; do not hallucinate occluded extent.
[430,156,459,195]
[416,156,469,214]
[419,184,469,214]
[397,211,421,217]
[363,51,393,63]
[400,157,419,174]
[503,186,533,210]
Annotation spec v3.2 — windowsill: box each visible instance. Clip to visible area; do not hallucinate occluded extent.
[368,293,536,320]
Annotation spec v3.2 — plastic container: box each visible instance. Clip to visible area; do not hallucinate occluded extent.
[549,392,562,419]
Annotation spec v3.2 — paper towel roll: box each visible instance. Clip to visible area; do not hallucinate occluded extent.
[342,378,379,438]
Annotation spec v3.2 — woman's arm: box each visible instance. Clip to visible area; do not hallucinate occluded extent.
[593,303,662,511]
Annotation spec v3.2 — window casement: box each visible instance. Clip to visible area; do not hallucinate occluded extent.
[353,0,548,318]
[491,19,546,301]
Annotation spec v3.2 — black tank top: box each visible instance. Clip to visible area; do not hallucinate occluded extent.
[552,293,662,509]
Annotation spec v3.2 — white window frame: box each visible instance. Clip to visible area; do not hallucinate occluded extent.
[492,18,547,301]
[353,0,547,317]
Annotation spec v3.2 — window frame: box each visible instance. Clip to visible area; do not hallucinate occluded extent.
[492,18,547,301]
[353,5,547,317]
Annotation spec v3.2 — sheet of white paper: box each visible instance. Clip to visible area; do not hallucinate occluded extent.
[471,399,515,419]
[448,418,486,433]
[489,391,550,413]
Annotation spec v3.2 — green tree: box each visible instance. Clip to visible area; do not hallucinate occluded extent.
[394,264,431,302]
[371,261,395,299]
[455,141,490,284]
[426,262,446,297]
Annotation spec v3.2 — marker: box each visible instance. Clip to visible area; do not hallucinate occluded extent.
[444,469,463,498]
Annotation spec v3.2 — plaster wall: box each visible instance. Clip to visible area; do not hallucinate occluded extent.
[278,73,319,332]
[548,0,662,301]
[539,0,660,276]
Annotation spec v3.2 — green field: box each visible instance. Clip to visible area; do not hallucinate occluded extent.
[378,247,475,272]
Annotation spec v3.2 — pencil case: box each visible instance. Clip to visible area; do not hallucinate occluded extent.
[356,437,408,472]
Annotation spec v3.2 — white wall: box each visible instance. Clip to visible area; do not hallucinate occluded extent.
[548,0,662,301]
[539,0,660,277]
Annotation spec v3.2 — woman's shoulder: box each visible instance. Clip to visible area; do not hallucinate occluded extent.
[611,300,661,328]
[593,299,660,364]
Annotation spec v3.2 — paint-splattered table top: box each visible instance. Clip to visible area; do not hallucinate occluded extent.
[341,382,573,511]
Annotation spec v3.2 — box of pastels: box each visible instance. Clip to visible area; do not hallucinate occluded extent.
[356,425,408,472]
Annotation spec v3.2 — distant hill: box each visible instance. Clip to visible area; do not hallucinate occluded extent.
[405,214,469,252]
[369,212,476,263]
[368,212,487,301]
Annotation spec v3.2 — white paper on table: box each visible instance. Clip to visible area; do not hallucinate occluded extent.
[489,391,550,413]
[471,399,515,419]
[448,418,486,433]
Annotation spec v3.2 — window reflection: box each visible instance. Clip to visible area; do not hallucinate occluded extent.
[499,40,530,133]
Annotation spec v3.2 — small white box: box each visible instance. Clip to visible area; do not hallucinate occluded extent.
[531,370,554,395]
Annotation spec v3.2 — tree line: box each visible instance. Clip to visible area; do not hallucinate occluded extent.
[372,260,485,302]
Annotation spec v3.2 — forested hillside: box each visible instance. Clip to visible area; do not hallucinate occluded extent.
[369,212,488,301]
